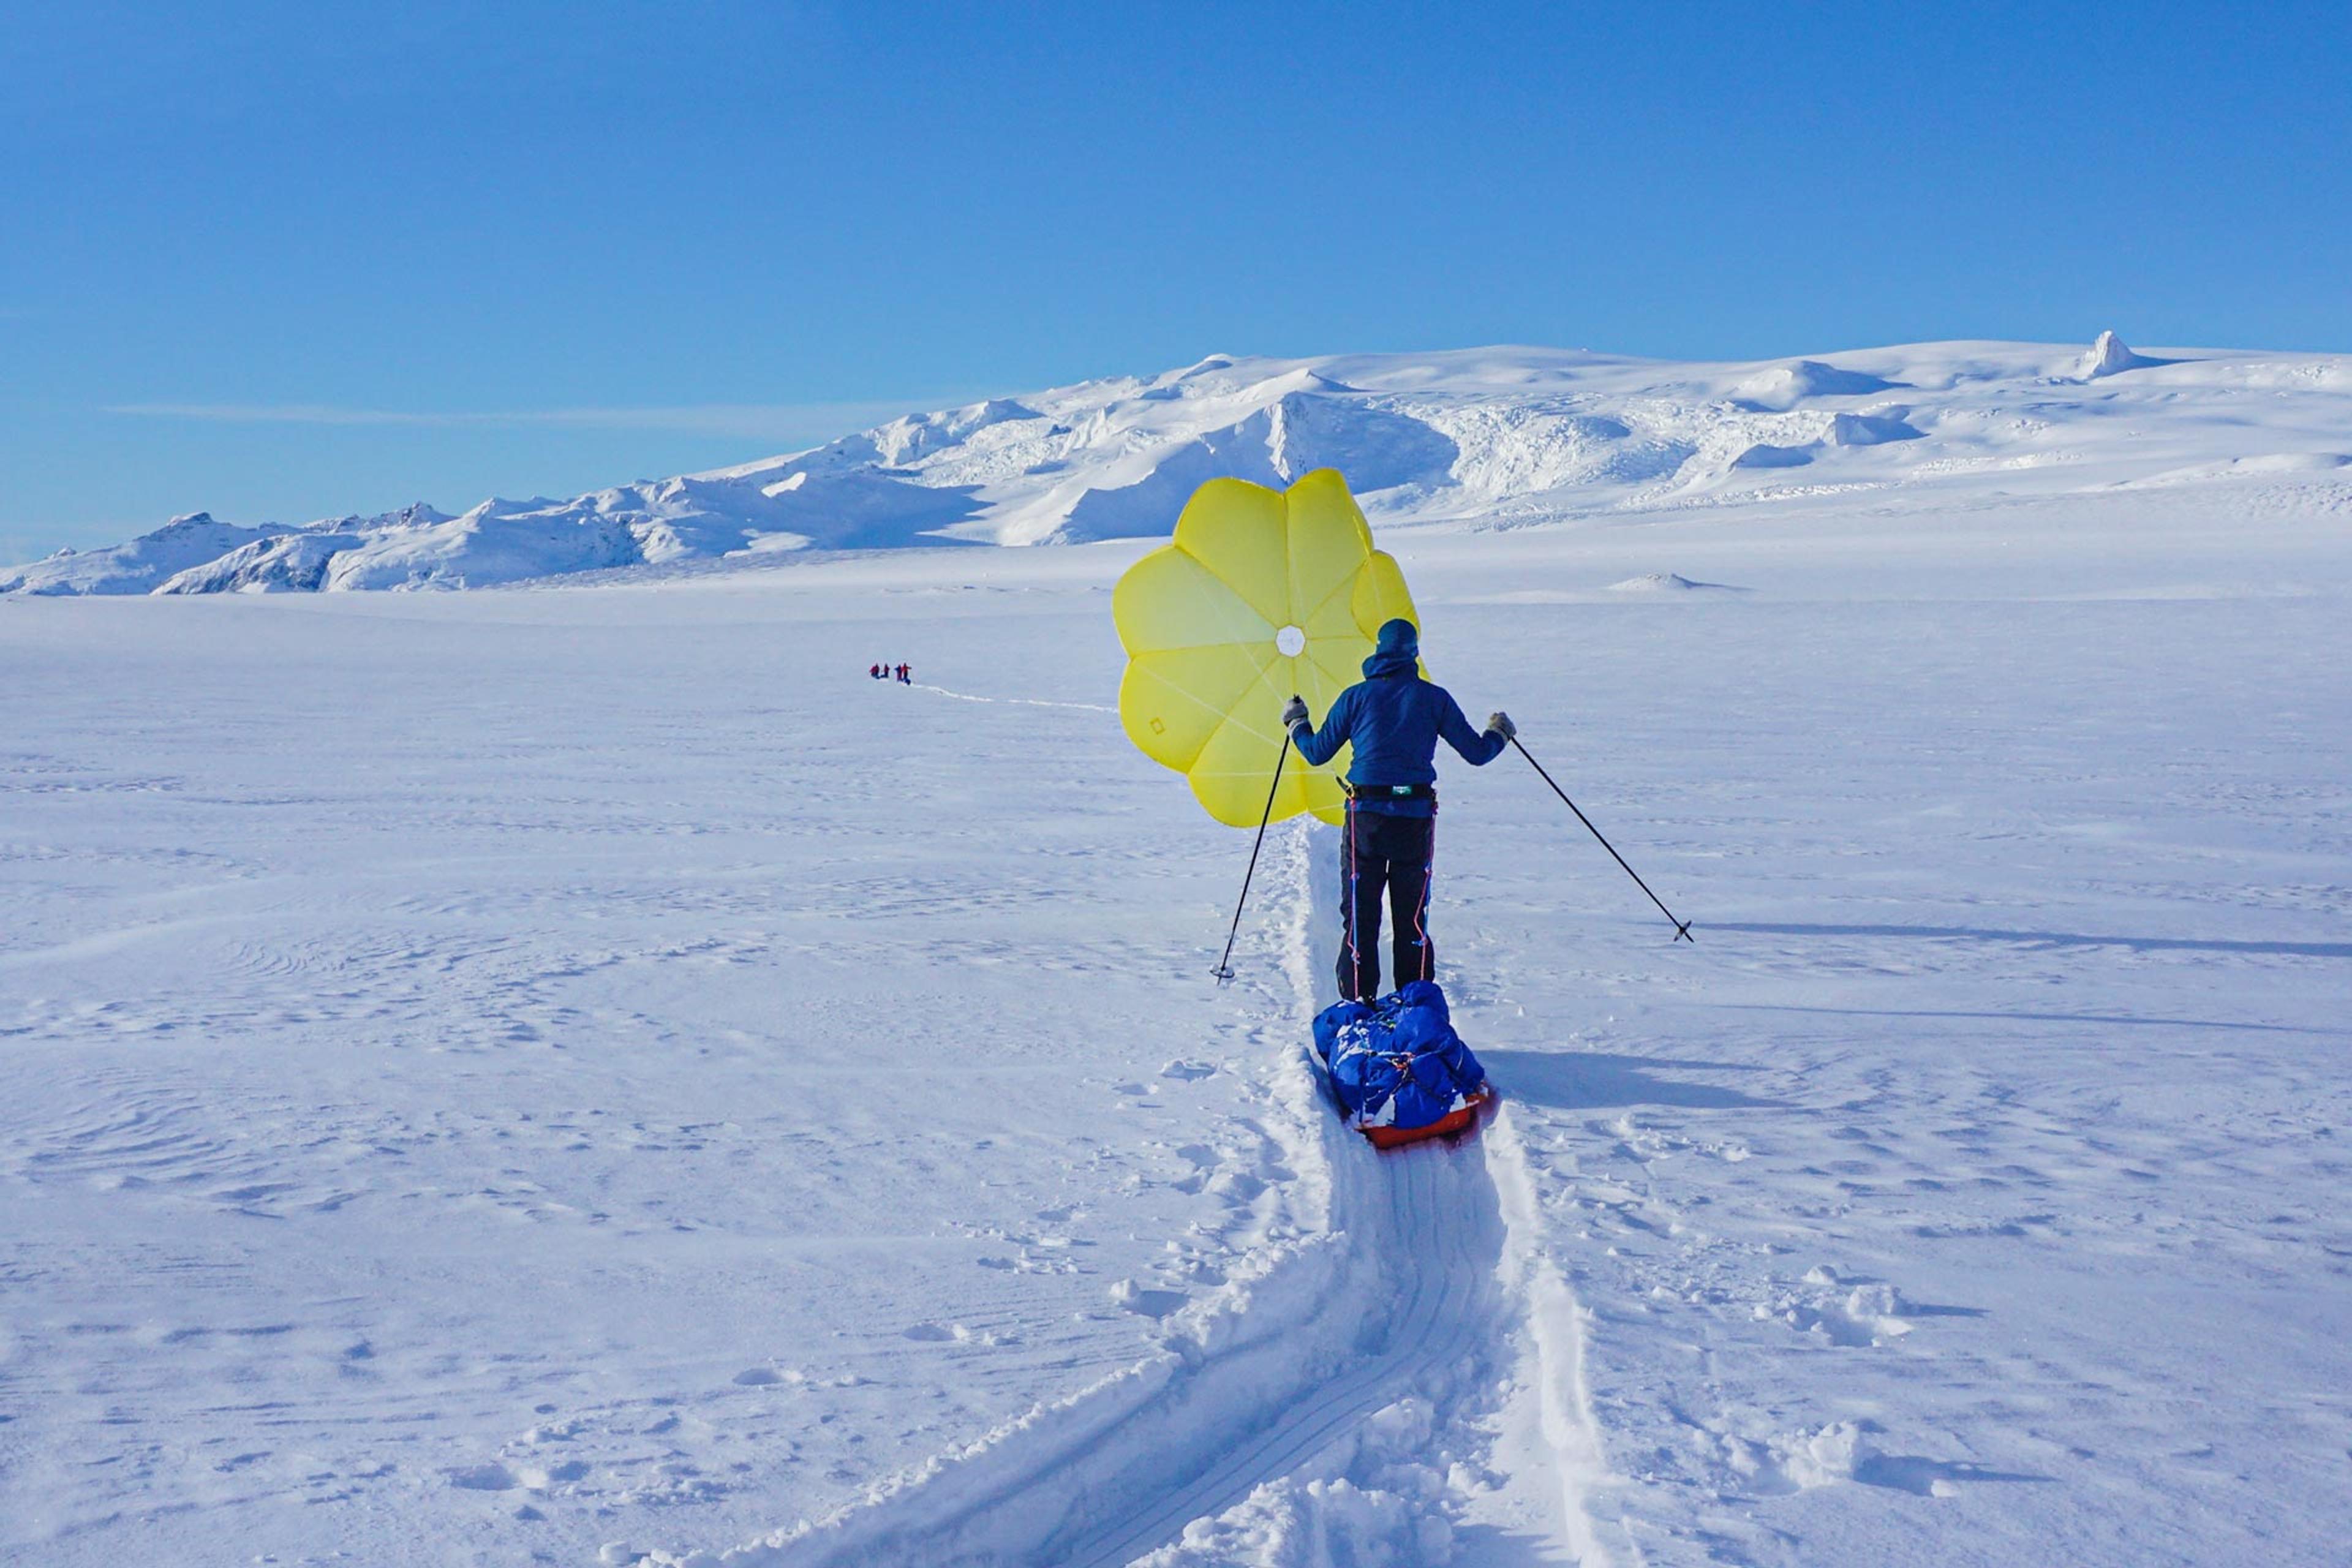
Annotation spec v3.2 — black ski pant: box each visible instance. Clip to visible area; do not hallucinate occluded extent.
[1338,805,1436,1001]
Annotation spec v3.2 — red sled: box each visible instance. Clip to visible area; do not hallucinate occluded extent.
[1357,1083,1497,1150]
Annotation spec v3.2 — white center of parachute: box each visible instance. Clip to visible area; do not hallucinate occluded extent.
[1275,625,1306,657]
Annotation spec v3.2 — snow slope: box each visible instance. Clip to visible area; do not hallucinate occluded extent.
[10,333,2352,594]
[1,511,298,595]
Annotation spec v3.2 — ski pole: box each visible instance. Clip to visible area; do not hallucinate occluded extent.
[1212,733,1291,982]
[1510,736,1694,942]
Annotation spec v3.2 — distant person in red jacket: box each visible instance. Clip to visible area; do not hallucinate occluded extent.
[869,663,883,679]
[896,663,912,684]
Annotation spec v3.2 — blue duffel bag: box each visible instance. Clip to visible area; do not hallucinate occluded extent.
[1311,981,1488,1137]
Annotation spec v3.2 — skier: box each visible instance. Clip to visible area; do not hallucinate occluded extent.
[897,663,912,685]
[1282,619,1513,1001]
[870,663,883,680]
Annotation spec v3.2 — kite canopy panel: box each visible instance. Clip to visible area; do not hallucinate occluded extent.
[1113,468,1419,826]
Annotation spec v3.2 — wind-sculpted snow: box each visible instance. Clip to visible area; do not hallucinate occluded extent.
[1730,358,1904,412]
[13,333,2352,593]
[2078,329,2163,379]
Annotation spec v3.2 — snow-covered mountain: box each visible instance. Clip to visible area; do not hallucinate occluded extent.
[9,334,2350,594]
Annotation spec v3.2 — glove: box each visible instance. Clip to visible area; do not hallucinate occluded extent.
[1485,710,1516,740]
[1280,694,1310,729]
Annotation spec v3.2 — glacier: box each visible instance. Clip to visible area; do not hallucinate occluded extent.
[9,334,2351,594]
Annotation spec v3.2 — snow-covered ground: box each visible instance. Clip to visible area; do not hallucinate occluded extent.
[4,410,2350,1565]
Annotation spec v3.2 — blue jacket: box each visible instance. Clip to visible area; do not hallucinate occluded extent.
[1290,625,1504,816]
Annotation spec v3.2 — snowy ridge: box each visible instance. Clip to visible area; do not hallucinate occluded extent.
[650,821,1614,1567]
[12,334,2352,594]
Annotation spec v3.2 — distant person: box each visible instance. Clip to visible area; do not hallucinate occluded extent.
[1283,618,1512,1001]
[870,663,883,680]
[897,663,912,684]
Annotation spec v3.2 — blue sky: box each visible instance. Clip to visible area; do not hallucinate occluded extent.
[4,1,2347,560]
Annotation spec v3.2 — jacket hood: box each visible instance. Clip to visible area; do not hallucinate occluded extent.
[1362,617,1420,679]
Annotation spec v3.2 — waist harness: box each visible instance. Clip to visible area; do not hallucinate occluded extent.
[1343,780,1435,802]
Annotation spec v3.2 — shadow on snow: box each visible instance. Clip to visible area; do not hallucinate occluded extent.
[1706,921,2352,961]
[1480,1049,1785,1114]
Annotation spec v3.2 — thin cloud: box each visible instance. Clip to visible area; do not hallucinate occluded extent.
[103,398,967,442]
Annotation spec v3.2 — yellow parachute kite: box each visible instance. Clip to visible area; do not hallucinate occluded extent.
[1114,468,1419,826]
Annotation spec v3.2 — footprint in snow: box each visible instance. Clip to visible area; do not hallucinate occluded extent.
[446,1462,518,1491]
[1109,1279,1189,1318]
[524,1460,591,1486]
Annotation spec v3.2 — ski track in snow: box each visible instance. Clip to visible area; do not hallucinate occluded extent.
[665,820,1612,1566]
[907,682,1120,716]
